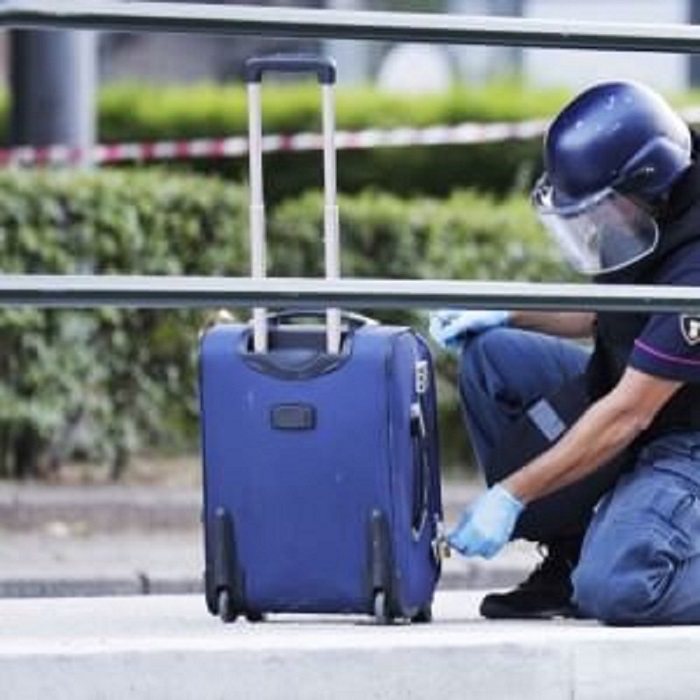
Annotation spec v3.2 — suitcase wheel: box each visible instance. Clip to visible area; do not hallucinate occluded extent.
[373,591,394,625]
[245,610,265,623]
[411,605,433,624]
[217,588,238,624]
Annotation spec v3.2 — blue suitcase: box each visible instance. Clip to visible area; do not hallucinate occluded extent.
[198,56,444,623]
[200,314,443,623]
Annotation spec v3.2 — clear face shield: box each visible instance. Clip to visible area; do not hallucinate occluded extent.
[531,175,660,275]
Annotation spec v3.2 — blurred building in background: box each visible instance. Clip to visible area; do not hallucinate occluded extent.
[99,0,324,84]
[0,0,699,92]
[521,0,690,92]
[96,0,700,94]
[382,0,696,93]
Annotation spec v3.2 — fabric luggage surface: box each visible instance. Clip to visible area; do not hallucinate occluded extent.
[197,54,443,623]
[200,321,442,621]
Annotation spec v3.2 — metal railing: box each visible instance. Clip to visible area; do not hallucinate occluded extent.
[1,0,699,311]
[4,1,700,53]
[1,275,700,313]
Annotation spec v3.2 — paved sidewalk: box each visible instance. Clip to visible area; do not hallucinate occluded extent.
[2,479,699,700]
[2,592,700,700]
[0,478,539,596]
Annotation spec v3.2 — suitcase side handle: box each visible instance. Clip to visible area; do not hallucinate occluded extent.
[410,402,430,538]
[244,55,337,84]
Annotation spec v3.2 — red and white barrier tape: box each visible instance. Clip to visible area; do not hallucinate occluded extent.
[0,118,551,167]
[4,107,700,167]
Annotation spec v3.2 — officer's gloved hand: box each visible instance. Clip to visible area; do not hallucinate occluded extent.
[428,309,510,350]
[448,484,524,559]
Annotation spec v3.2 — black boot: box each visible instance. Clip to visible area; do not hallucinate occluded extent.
[479,537,582,620]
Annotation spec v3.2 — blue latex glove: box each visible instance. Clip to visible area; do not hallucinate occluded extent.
[428,309,510,350]
[448,484,524,559]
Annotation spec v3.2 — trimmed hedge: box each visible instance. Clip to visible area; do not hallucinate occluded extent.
[5,82,700,204]
[270,188,571,282]
[0,169,247,478]
[96,82,700,203]
[93,82,700,202]
[0,169,577,477]
[96,81,572,202]
[98,81,569,138]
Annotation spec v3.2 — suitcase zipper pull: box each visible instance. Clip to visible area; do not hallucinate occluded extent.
[432,519,451,562]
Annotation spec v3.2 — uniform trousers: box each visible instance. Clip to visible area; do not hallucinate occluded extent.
[459,327,700,624]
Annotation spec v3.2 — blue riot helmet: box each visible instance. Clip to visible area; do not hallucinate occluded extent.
[532,81,693,274]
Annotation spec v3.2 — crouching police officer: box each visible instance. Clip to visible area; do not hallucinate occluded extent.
[431,80,700,625]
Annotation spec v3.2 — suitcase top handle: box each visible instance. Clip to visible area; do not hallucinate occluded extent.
[267,310,378,329]
[244,55,337,85]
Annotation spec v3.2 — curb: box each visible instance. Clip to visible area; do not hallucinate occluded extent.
[0,568,528,599]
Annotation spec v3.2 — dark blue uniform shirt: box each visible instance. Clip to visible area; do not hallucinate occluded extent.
[630,241,700,382]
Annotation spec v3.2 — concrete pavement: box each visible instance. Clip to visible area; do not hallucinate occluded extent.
[2,592,700,700]
[2,478,700,699]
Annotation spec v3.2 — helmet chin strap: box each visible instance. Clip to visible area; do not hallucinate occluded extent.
[660,156,700,223]
[626,149,700,225]
[643,194,669,222]
[623,191,664,218]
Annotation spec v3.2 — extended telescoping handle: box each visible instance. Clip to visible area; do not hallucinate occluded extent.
[244,54,341,354]
[244,55,337,84]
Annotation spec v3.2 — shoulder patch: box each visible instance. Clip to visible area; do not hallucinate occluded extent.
[680,314,700,345]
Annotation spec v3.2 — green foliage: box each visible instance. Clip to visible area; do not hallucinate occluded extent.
[98,80,570,138]
[92,81,700,203]
[420,191,575,282]
[271,188,574,286]
[94,80,573,202]
[0,169,247,477]
[5,81,700,204]
[0,169,575,478]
